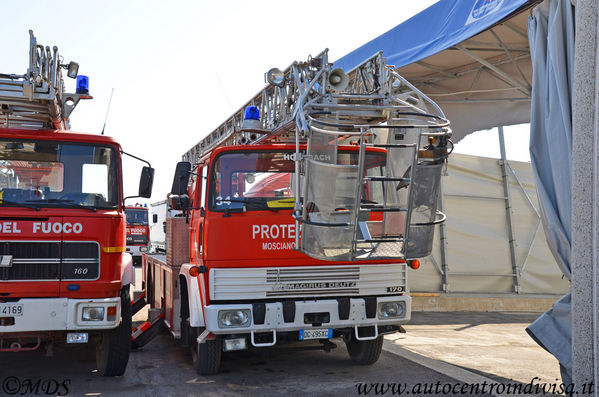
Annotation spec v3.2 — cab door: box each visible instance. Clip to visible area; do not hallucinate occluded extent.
[190,165,208,264]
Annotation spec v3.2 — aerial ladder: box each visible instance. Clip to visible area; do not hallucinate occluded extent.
[182,49,451,262]
[0,30,91,130]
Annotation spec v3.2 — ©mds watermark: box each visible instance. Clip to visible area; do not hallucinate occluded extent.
[1,376,70,396]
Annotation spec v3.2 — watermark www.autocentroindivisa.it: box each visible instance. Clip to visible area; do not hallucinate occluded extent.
[1,376,70,396]
[355,377,595,395]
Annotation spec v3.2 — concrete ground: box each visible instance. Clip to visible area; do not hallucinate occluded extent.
[387,312,563,392]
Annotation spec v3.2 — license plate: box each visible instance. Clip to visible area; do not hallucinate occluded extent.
[0,304,23,317]
[299,328,332,340]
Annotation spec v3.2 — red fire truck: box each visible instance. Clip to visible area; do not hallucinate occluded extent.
[0,31,154,376]
[125,205,150,266]
[139,50,450,375]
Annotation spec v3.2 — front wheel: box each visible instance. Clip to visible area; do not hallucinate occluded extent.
[96,287,132,376]
[190,327,221,375]
[345,334,384,365]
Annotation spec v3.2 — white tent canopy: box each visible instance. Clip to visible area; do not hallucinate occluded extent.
[334,0,540,142]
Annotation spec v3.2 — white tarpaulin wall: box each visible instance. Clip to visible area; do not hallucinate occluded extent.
[410,153,569,295]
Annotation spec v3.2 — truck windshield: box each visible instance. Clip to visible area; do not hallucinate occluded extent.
[209,150,386,212]
[0,139,119,209]
[126,209,148,225]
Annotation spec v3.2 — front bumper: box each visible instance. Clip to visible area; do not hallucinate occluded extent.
[0,297,121,333]
[204,295,410,337]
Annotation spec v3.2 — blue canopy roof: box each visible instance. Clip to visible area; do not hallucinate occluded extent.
[334,0,533,71]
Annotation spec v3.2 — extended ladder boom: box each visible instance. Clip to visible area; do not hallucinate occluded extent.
[0,30,91,130]
[183,50,447,164]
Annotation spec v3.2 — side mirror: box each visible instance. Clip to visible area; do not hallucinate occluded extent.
[139,166,154,198]
[152,214,158,223]
[171,162,191,195]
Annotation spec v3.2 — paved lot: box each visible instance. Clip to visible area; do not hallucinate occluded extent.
[395,312,562,384]
[0,310,563,397]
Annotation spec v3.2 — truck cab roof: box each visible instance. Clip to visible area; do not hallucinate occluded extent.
[0,127,121,148]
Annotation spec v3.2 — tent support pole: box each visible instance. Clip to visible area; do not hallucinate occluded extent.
[439,177,449,293]
[498,126,521,293]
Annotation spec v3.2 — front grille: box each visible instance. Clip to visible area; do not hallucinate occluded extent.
[0,241,100,281]
[211,264,407,300]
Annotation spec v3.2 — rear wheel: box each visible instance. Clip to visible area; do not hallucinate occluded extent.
[345,335,384,365]
[96,287,132,376]
[179,280,191,348]
[190,327,222,375]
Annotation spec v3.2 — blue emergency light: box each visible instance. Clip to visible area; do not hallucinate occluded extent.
[76,75,89,95]
[244,106,260,121]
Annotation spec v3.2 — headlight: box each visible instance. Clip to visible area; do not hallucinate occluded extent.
[218,309,251,328]
[377,302,405,319]
[82,307,105,321]
[140,247,148,252]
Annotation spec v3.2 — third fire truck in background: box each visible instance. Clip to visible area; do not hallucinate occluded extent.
[125,205,150,265]
[138,49,451,375]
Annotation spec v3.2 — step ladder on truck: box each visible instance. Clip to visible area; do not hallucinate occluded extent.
[138,49,451,375]
[0,31,154,376]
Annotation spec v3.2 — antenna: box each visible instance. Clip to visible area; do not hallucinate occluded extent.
[101,88,114,135]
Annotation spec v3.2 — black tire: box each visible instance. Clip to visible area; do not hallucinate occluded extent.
[96,287,132,376]
[345,335,384,365]
[179,279,191,348]
[180,317,190,348]
[190,327,221,375]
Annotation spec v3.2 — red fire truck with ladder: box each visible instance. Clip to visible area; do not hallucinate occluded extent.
[137,49,451,375]
[125,205,150,266]
[0,31,154,376]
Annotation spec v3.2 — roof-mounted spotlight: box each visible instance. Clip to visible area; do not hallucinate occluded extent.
[66,61,79,79]
[265,68,285,87]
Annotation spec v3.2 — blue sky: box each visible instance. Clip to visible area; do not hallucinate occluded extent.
[1,0,529,203]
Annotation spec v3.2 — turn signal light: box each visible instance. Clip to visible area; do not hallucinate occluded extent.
[189,266,208,277]
[107,306,117,321]
[408,259,420,270]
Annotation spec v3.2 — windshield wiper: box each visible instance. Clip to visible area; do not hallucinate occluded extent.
[0,199,42,211]
[26,199,97,212]
[223,197,288,212]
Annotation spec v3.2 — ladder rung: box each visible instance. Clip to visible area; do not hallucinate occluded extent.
[356,238,404,243]
[310,103,388,111]
[364,143,417,148]
[363,176,410,182]
[360,206,407,212]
